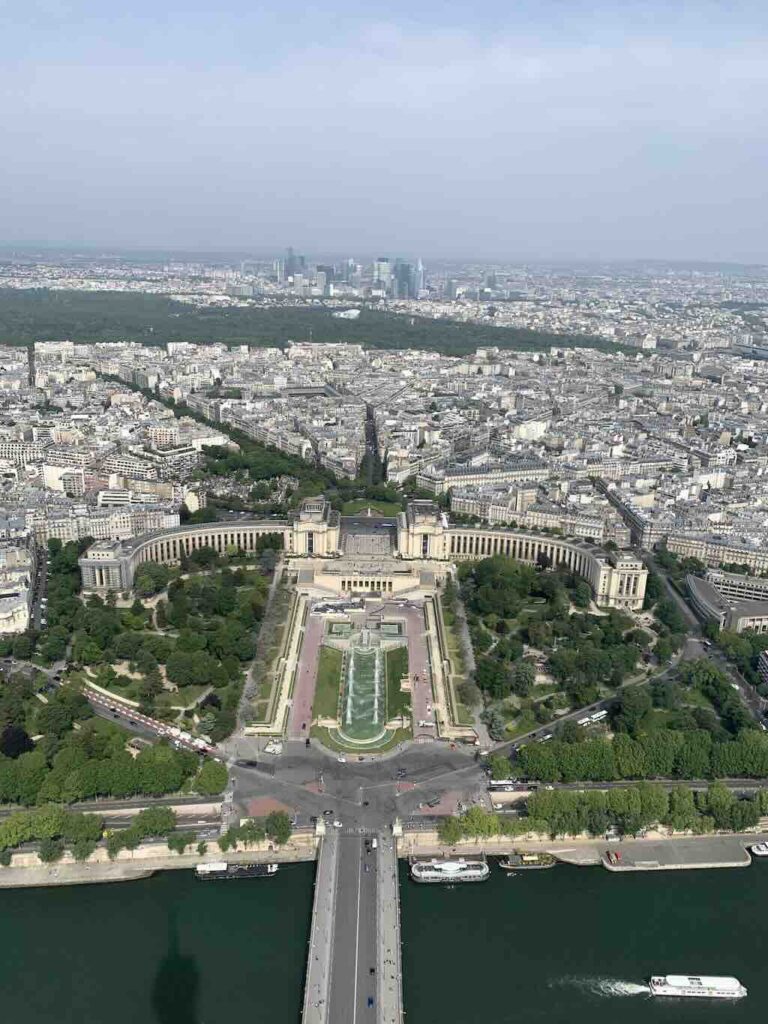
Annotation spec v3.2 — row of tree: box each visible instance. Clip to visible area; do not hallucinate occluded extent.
[0,717,222,806]
[218,811,293,849]
[516,728,768,782]
[527,783,766,837]
[438,783,768,843]
[0,803,104,863]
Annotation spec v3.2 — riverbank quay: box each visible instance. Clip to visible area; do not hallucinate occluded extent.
[397,828,767,871]
[0,831,318,889]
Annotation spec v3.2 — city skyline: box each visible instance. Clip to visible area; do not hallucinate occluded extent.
[1,1,767,261]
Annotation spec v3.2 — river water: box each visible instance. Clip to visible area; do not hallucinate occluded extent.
[1,859,766,1023]
[0,865,314,1024]
[400,859,768,1024]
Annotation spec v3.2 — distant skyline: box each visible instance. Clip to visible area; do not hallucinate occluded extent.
[1,1,767,262]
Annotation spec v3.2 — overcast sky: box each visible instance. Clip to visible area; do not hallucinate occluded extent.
[1,0,767,261]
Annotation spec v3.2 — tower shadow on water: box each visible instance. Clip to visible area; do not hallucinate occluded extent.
[151,909,201,1024]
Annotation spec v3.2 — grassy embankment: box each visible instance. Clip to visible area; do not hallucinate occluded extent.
[313,646,344,719]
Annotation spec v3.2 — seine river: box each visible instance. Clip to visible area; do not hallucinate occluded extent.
[1,859,766,1023]
[400,859,768,1024]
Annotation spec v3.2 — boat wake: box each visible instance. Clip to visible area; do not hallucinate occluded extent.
[549,976,648,998]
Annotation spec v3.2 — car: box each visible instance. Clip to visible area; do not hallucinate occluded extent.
[332,820,343,828]
[369,967,375,975]
[367,997,375,1008]
[337,755,347,763]
[323,809,334,816]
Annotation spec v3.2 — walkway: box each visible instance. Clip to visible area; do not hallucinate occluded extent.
[302,832,339,1024]
[289,607,323,739]
[377,835,404,1024]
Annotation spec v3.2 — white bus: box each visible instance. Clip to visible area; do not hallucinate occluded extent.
[590,709,608,723]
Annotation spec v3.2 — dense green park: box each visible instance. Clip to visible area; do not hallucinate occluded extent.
[514,660,766,781]
[455,557,650,739]
[0,288,620,356]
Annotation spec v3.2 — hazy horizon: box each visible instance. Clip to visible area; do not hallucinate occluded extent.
[2,1,767,262]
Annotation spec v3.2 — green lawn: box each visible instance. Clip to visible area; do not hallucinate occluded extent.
[313,645,343,719]
[341,499,403,517]
[504,709,537,739]
[385,645,410,718]
[156,685,210,710]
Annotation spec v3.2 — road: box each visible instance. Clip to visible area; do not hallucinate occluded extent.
[327,835,379,1024]
[230,742,485,831]
[646,554,767,726]
[30,545,47,630]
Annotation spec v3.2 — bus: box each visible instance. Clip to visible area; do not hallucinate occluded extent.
[590,709,608,723]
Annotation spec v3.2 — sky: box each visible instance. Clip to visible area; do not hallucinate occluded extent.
[1,0,767,261]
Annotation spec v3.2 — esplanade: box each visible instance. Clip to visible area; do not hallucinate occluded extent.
[79,497,647,610]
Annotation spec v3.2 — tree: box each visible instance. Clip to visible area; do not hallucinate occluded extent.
[480,707,507,742]
[0,725,33,759]
[265,811,292,845]
[71,838,97,862]
[457,680,481,707]
[655,598,687,634]
[487,754,512,780]
[613,688,652,737]
[195,759,228,796]
[38,836,65,863]
[11,635,33,660]
[437,816,464,845]
[557,719,583,745]
[510,661,536,697]
[167,832,196,854]
[572,580,592,608]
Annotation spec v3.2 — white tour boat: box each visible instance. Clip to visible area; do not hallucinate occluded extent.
[410,857,490,883]
[648,975,747,1000]
[750,842,768,857]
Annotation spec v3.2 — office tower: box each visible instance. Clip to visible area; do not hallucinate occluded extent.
[285,247,306,279]
[342,258,356,283]
[394,260,414,299]
[446,278,458,300]
[414,258,425,296]
[374,257,392,290]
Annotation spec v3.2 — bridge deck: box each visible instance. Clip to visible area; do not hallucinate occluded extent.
[302,832,403,1024]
